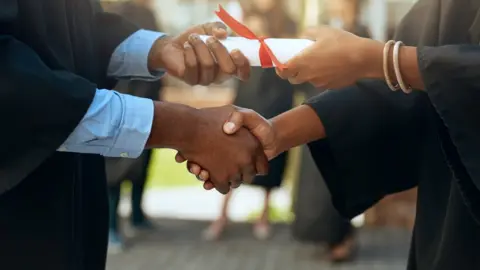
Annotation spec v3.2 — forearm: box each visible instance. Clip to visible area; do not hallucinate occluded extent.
[270,105,326,155]
[145,101,200,151]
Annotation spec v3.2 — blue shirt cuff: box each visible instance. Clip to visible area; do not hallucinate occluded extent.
[58,89,154,159]
[104,93,154,158]
[107,29,166,81]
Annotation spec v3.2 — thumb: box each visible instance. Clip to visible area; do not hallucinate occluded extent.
[237,108,265,133]
[223,108,266,135]
[223,111,243,134]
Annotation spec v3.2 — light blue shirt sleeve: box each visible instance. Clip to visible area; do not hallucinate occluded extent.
[58,29,167,158]
[58,89,154,158]
[107,29,166,80]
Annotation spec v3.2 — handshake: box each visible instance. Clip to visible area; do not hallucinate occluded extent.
[145,21,328,194]
[174,105,280,195]
[146,22,282,194]
[145,102,282,195]
[145,102,285,195]
[168,104,324,194]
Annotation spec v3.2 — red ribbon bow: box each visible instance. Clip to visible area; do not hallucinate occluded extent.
[215,5,286,70]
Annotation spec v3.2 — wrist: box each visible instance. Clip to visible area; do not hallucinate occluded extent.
[148,35,172,71]
[270,119,288,159]
[356,38,384,79]
[146,101,199,151]
[270,105,326,154]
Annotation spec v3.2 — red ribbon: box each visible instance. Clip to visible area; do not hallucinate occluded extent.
[215,5,286,70]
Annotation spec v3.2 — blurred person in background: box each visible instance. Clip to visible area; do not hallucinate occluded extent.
[292,0,370,262]
[323,0,370,36]
[202,0,296,241]
[102,0,164,253]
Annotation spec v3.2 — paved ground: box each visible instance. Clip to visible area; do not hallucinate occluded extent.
[107,219,410,270]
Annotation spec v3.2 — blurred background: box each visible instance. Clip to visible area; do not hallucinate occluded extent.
[100,0,419,269]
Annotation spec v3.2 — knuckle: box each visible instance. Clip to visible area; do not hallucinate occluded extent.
[202,23,213,33]
[239,153,253,167]
[186,58,197,69]
[225,170,235,180]
[256,123,270,136]
[199,79,212,86]
[202,59,215,69]
[189,34,201,44]
[223,65,236,75]
[207,38,221,49]
[230,50,242,62]
[214,21,226,30]
[177,66,186,78]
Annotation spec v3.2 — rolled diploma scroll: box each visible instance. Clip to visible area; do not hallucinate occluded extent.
[199,35,314,67]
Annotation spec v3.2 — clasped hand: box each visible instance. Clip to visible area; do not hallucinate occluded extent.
[175,106,279,193]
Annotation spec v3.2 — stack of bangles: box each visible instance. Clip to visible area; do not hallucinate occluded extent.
[382,40,413,93]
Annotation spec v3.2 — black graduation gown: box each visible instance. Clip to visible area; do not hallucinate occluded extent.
[115,1,160,32]
[304,2,480,269]
[0,1,140,269]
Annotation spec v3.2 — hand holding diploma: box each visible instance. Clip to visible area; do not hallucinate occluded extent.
[275,26,385,90]
[207,5,384,91]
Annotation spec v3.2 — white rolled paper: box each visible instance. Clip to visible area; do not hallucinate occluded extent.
[199,35,314,67]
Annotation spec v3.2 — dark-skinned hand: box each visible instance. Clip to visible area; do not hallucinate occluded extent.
[161,105,269,194]
[175,106,278,191]
[148,22,251,85]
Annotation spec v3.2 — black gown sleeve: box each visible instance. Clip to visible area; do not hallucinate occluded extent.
[304,80,433,219]
[92,5,140,82]
[419,45,480,222]
[0,0,96,193]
